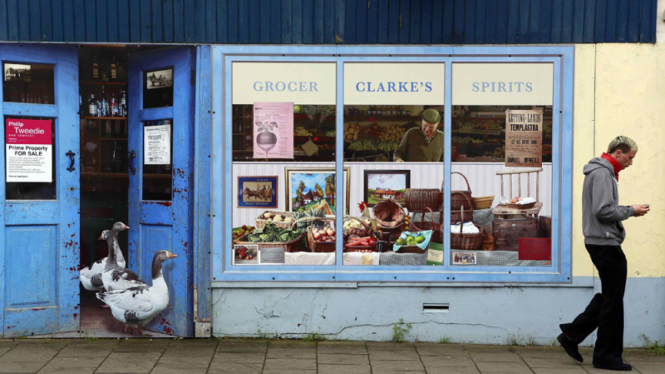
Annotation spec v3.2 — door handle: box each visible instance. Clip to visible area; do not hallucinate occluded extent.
[66,151,75,172]
[128,150,136,175]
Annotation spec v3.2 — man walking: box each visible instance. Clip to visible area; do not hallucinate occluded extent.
[558,136,649,371]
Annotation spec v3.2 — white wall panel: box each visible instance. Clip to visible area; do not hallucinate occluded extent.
[232,162,552,226]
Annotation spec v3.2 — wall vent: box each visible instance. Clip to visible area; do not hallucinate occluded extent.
[423,303,450,314]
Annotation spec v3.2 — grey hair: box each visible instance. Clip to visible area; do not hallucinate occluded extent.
[607,136,638,153]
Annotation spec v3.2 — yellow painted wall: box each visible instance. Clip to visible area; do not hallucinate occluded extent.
[572,43,665,277]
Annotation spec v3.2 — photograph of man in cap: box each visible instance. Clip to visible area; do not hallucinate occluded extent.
[394,108,443,162]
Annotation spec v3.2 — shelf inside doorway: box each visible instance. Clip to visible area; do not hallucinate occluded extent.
[81,116,127,120]
[80,81,127,86]
[82,173,172,179]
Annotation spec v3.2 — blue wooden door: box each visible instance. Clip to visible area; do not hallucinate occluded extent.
[0,45,80,337]
[127,48,194,337]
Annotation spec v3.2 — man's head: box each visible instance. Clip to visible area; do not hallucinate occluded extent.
[421,109,441,139]
[607,136,638,169]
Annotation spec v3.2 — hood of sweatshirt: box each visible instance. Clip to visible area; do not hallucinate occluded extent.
[583,157,615,176]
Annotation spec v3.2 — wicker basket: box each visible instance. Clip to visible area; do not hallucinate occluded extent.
[343,216,376,252]
[255,211,295,229]
[307,217,337,253]
[505,201,536,210]
[235,217,309,252]
[472,195,495,210]
[373,199,406,229]
[411,207,443,244]
[405,188,443,213]
[450,204,483,251]
[395,241,429,254]
[451,172,473,211]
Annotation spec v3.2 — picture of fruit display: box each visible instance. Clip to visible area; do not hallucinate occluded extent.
[285,168,350,214]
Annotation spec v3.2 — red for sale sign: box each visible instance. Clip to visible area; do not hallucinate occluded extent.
[5,118,52,182]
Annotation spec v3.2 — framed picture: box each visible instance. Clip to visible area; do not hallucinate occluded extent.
[143,68,174,108]
[363,170,411,207]
[285,168,350,214]
[233,244,259,265]
[237,176,278,208]
[453,252,477,265]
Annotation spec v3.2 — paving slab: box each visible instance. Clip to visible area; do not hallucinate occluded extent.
[520,356,580,368]
[368,349,421,361]
[318,353,369,365]
[530,368,588,374]
[265,347,316,359]
[262,358,317,371]
[468,351,524,363]
[35,356,104,374]
[369,359,425,371]
[366,342,417,351]
[149,364,209,374]
[268,340,317,349]
[211,352,266,364]
[627,361,665,374]
[0,360,46,373]
[0,343,65,362]
[95,352,162,373]
[420,354,476,367]
[206,362,263,374]
[422,367,480,374]
[112,339,170,353]
[217,340,268,353]
[371,370,426,374]
[415,343,468,356]
[317,342,367,355]
[262,371,316,374]
[474,361,534,373]
[318,365,371,374]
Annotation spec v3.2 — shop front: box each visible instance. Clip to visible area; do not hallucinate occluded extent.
[209,45,579,342]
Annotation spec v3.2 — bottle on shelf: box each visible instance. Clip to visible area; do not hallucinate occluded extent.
[100,86,109,117]
[110,90,118,117]
[92,55,99,80]
[120,90,127,117]
[110,56,117,81]
[87,93,98,117]
[104,120,112,138]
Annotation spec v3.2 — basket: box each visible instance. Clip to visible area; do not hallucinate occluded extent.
[307,216,337,253]
[450,196,484,251]
[373,199,406,229]
[343,216,376,253]
[411,207,443,244]
[505,202,536,210]
[395,241,429,254]
[472,195,495,210]
[451,172,473,211]
[405,188,443,213]
[255,211,295,230]
[235,217,310,252]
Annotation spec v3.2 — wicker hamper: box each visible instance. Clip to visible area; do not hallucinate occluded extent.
[411,207,443,244]
[307,216,337,253]
[451,172,473,211]
[343,216,376,252]
[450,205,484,251]
[235,217,310,252]
[255,211,295,229]
[405,188,442,213]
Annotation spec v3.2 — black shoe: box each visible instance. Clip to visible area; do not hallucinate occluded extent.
[592,362,632,371]
[557,333,583,362]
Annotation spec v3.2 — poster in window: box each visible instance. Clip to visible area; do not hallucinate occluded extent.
[5,118,52,183]
[253,102,294,159]
[144,125,171,165]
[505,109,543,167]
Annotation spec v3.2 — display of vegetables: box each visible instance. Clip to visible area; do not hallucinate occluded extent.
[312,226,336,243]
[232,225,255,245]
[243,223,305,243]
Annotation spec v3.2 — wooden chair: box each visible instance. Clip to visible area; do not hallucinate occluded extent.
[492,167,543,218]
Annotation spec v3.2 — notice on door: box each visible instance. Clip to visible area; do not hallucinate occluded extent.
[253,102,294,159]
[144,125,171,165]
[505,110,543,167]
[5,118,52,183]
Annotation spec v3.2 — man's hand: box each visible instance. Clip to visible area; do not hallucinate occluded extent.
[632,204,650,217]
[395,157,404,163]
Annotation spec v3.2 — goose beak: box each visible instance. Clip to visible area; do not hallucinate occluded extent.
[123,225,130,230]
[98,234,103,240]
[168,252,178,259]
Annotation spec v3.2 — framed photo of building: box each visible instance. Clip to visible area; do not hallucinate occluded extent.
[237,176,278,208]
[285,168,350,214]
[364,170,411,207]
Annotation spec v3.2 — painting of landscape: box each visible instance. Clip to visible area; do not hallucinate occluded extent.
[364,170,411,206]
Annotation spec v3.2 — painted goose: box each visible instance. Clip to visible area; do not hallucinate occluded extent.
[100,229,146,292]
[79,222,129,292]
[96,250,178,336]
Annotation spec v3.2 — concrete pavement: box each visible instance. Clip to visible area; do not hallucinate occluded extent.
[0,338,661,373]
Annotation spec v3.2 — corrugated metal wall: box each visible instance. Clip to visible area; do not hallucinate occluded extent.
[0,0,658,44]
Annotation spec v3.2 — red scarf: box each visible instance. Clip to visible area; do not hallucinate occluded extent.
[601,152,622,181]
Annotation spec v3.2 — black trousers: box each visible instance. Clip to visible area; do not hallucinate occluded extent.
[560,244,627,365]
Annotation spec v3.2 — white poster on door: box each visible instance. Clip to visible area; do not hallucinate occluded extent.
[144,125,171,165]
[5,118,52,183]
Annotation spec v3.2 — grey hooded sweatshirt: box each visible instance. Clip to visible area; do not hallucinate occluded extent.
[582,157,635,246]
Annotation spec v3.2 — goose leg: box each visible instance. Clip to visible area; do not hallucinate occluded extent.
[137,325,143,336]
[124,325,133,333]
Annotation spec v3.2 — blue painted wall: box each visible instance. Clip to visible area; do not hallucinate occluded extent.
[211,277,665,347]
[0,0,657,44]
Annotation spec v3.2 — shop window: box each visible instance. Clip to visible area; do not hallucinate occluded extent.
[3,63,55,104]
[4,117,56,200]
[142,119,173,201]
[230,62,338,266]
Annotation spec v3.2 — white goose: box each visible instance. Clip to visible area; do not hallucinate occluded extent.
[97,250,177,336]
[100,229,146,292]
[79,222,129,291]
